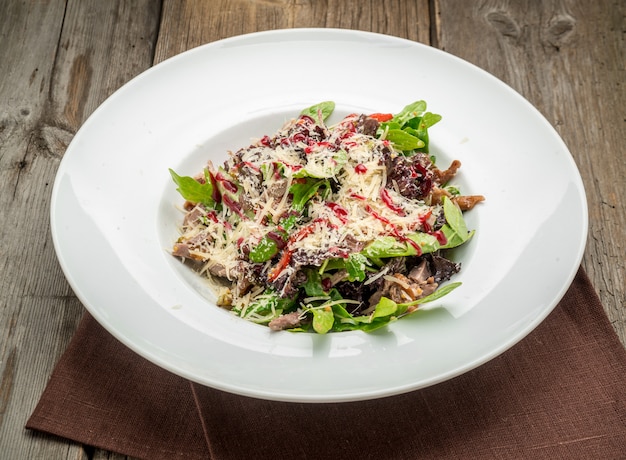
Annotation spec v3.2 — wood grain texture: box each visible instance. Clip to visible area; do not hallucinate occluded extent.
[155,0,431,62]
[437,0,626,344]
[0,1,160,458]
[1,0,624,458]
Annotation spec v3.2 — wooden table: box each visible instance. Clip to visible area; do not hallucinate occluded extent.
[1,1,623,458]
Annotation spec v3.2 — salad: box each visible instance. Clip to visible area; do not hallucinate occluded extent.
[169,101,484,333]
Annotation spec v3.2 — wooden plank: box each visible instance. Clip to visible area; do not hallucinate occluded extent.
[0,1,160,458]
[155,0,431,62]
[436,0,626,344]
[0,2,74,457]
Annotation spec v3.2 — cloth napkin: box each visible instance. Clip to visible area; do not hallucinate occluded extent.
[27,268,626,459]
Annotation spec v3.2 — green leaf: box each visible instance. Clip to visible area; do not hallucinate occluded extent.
[279,213,299,232]
[169,168,215,206]
[300,101,335,123]
[421,112,442,129]
[397,282,462,309]
[331,303,354,320]
[440,197,474,249]
[318,258,345,274]
[379,102,441,153]
[345,253,369,282]
[304,269,326,296]
[248,235,280,263]
[385,129,425,151]
[232,289,299,324]
[361,232,440,260]
[295,149,347,179]
[372,297,398,318]
[312,307,334,334]
[392,100,427,126]
[360,317,397,332]
[444,185,461,196]
[289,178,328,212]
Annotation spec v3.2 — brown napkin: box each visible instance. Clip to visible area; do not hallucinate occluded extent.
[27,268,626,459]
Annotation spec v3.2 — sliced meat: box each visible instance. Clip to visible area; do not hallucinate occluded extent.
[433,159,461,185]
[204,260,229,278]
[183,205,206,226]
[172,243,191,258]
[452,194,485,211]
[268,312,302,331]
[386,273,438,304]
[264,177,289,201]
[407,259,431,284]
[428,186,451,206]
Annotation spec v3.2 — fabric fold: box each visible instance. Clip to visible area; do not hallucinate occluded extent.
[27,268,626,459]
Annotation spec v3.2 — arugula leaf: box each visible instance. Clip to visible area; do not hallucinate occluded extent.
[233,289,298,324]
[398,282,462,308]
[300,101,335,123]
[440,197,474,249]
[345,253,369,282]
[318,258,345,274]
[169,168,215,206]
[304,269,326,296]
[289,178,328,212]
[321,280,461,333]
[279,213,300,232]
[405,113,442,153]
[378,101,441,153]
[392,100,428,126]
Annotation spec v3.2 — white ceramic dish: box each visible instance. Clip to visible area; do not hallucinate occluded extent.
[51,29,587,402]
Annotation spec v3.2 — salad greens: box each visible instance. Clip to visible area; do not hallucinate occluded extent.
[169,168,215,206]
[169,100,482,333]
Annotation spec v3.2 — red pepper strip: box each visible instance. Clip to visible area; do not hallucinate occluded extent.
[268,250,292,282]
[268,218,334,282]
[289,218,325,243]
[368,113,393,122]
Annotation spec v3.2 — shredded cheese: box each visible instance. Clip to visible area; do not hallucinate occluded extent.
[174,111,443,311]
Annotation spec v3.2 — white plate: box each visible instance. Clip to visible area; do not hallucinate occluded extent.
[51,29,587,402]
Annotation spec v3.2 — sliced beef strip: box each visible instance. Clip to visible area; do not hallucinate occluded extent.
[268,311,302,331]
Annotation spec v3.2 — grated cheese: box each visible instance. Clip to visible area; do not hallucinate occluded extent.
[174,111,444,310]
